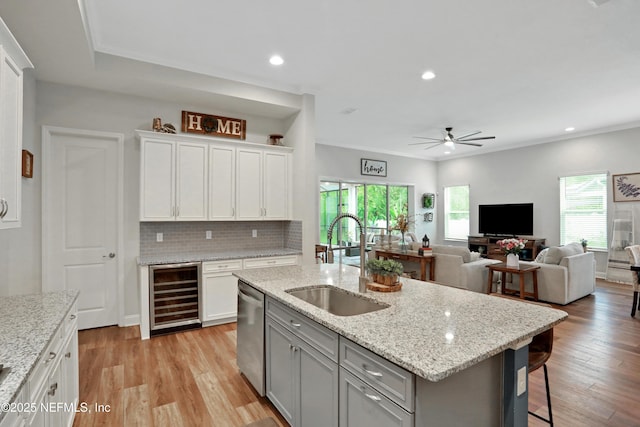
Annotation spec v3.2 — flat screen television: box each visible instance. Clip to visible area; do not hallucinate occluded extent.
[478,203,533,236]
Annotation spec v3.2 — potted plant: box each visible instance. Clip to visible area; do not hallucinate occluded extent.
[366,258,404,285]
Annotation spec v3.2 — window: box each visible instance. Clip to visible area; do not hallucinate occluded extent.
[319,181,409,245]
[559,173,607,249]
[444,185,469,240]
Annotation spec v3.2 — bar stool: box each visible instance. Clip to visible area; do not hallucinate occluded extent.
[624,245,640,317]
[315,244,328,264]
[528,328,554,426]
[491,293,554,425]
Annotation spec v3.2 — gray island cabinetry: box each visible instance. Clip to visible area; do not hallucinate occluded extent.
[235,264,567,427]
[265,298,339,427]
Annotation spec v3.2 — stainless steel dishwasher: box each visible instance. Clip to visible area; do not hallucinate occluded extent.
[236,280,265,396]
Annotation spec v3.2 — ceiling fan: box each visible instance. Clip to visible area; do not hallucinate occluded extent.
[410,127,495,151]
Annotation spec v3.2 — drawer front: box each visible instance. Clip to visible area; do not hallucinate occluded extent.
[340,367,414,427]
[468,237,488,245]
[340,338,415,412]
[243,256,297,269]
[28,327,63,402]
[266,298,339,362]
[202,259,243,273]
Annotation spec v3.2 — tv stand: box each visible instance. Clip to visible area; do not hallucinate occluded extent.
[468,235,546,262]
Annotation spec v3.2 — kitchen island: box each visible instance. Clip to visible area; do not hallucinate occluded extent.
[235,263,567,427]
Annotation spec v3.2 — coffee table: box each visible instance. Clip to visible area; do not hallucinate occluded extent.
[486,262,540,301]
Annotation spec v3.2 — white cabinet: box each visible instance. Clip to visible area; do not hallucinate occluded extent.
[138,130,292,222]
[202,259,243,326]
[139,137,208,221]
[208,144,235,220]
[236,148,290,220]
[23,303,78,427]
[265,298,339,427]
[0,19,33,230]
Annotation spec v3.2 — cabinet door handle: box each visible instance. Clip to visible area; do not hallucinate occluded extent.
[65,352,71,358]
[70,314,77,320]
[290,321,301,328]
[0,199,7,218]
[363,365,383,378]
[232,207,235,216]
[176,206,180,217]
[45,351,56,364]
[47,382,58,397]
[361,387,381,402]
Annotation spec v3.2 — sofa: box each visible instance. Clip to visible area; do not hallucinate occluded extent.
[431,245,501,293]
[505,242,596,305]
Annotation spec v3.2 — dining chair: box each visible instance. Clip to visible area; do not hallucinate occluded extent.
[624,245,640,316]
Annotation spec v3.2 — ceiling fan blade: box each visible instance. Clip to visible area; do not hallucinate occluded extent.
[458,136,495,141]
[422,144,445,152]
[412,136,443,141]
[456,142,484,147]
[455,131,481,140]
[409,141,441,145]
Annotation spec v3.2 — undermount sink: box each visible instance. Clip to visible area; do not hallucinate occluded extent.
[286,286,389,316]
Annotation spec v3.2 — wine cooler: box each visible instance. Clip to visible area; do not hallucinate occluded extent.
[149,262,201,335]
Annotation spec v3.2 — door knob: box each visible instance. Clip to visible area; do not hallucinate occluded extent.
[103,252,116,259]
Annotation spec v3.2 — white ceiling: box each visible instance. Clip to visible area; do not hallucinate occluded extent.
[2,0,640,160]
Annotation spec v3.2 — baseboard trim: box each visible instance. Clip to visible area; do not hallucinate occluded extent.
[121,314,140,327]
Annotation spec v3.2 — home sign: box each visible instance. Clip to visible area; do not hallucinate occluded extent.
[361,158,387,177]
[181,111,246,140]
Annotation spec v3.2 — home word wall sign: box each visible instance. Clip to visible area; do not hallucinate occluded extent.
[181,111,246,140]
[360,158,387,177]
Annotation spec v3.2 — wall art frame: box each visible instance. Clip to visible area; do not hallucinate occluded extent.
[22,149,33,178]
[613,172,640,202]
[360,158,387,177]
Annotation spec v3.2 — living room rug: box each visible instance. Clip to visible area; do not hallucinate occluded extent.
[243,417,279,427]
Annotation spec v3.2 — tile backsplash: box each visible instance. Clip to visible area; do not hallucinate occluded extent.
[140,220,302,257]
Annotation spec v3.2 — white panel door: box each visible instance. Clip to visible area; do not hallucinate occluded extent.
[236,148,263,220]
[263,152,289,220]
[209,145,235,219]
[176,142,208,220]
[140,139,175,220]
[43,127,122,330]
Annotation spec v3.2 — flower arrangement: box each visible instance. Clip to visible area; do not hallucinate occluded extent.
[497,238,528,255]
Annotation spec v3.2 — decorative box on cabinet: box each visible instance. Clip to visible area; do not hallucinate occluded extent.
[0,18,33,230]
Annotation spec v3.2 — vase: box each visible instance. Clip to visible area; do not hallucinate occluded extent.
[400,232,408,253]
[506,253,519,268]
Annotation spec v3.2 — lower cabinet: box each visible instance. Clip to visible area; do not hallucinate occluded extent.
[202,259,243,325]
[265,304,339,427]
[339,368,413,427]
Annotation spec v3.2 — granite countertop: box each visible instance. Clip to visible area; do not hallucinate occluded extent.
[138,247,302,265]
[234,263,568,382]
[0,290,79,416]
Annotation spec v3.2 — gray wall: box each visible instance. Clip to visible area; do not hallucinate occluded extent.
[1,80,314,322]
[437,126,640,276]
[316,144,439,242]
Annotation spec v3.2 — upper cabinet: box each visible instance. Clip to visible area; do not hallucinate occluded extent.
[138,131,292,222]
[139,136,208,221]
[0,17,33,230]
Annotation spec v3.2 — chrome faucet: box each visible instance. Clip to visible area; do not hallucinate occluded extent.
[327,213,368,293]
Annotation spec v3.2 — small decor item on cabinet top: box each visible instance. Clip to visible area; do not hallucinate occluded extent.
[268,134,284,146]
[160,123,176,134]
[152,117,162,132]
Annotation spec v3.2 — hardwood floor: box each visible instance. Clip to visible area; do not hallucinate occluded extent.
[73,279,640,427]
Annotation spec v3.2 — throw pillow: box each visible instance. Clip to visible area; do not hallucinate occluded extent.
[544,242,584,264]
[535,248,549,263]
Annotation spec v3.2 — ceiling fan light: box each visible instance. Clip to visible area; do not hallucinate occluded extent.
[444,140,455,149]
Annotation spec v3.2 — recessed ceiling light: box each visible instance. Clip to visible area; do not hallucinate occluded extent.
[565,127,575,132]
[444,151,451,155]
[421,70,436,80]
[269,55,284,66]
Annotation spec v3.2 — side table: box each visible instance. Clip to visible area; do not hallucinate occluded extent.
[486,262,540,301]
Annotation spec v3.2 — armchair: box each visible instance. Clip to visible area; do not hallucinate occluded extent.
[624,245,640,316]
